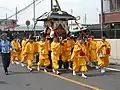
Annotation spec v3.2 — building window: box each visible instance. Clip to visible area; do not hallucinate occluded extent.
[109,0,120,11]
[116,0,120,10]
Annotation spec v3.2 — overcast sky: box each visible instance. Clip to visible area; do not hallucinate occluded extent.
[0,0,101,25]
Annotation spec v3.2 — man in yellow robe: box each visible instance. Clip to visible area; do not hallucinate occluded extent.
[89,36,99,69]
[96,36,111,73]
[11,38,21,64]
[71,38,88,78]
[84,37,90,65]
[37,37,50,72]
[51,38,61,75]
[62,37,75,70]
[60,39,66,68]
[20,36,29,67]
[23,37,35,72]
[34,38,40,64]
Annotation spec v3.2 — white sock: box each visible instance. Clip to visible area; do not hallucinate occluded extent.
[81,73,87,78]
[56,70,60,75]
[52,69,56,73]
[37,66,40,71]
[73,70,76,76]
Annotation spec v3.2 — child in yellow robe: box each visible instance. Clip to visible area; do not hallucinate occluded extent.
[89,36,98,69]
[11,38,21,64]
[96,36,111,73]
[71,38,88,78]
[20,36,29,67]
[23,37,35,71]
[51,38,61,75]
[37,37,50,72]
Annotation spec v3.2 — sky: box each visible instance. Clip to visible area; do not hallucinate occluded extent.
[0,0,101,25]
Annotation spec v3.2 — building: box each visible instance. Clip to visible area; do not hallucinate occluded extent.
[0,19,18,30]
[102,0,120,24]
[99,0,120,39]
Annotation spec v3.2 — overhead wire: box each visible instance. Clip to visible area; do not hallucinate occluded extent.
[1,0,46,22]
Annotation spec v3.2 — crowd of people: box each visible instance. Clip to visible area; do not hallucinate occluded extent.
[0,33,111,78]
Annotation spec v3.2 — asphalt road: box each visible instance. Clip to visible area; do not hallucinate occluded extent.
[0,60,120,90]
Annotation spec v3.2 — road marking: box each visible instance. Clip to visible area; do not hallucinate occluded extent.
[105,67,120,72]
[44,72,102,90]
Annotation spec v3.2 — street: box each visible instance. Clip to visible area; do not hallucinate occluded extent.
[0,60,120,90]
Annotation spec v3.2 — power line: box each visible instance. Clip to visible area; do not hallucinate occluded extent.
[1,0,45,22]
[36,0,45,6]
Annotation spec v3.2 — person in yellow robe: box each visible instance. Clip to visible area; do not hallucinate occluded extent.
[62,37,75,70]
[23,36,35,72]
[34,38,40,64]
[96,36,111,73]
[51,38,61,75]
[71,38,88,78]
[84,37,90,65]
[89,36,99,69]
[45,37,51,51]
[11,38,21,64]
[60,39,66,68]
[61,40,66,62]
[20,36,29,67]
[37,37,50,72]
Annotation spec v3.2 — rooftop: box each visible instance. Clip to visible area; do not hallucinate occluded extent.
[4,25,44,31]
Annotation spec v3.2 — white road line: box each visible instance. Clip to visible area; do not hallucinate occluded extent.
[105,67,120,72]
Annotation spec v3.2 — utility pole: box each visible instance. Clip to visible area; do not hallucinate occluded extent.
[16,7,17,21]
[84,13,87,24]
[71,9,73,30]
[51,0,53,10]
[100,0,104,37]
[33,0,36,36]
[5,13,7,30]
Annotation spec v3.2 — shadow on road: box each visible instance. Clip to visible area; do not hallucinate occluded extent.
[8,71,31,75]
[85,70,119,77]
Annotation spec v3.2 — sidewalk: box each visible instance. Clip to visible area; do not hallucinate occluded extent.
[110,58,120,65]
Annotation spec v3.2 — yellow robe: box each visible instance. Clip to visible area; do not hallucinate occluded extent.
[20,39,28,62]
[46,40,51,51]
[37,41,50,67]
[64,39,75,62]
[34,41,39,53]
[61,41,67,62]
[24,42,35,67]
[11,40,21,61]
[85,40,90,61]
[71,43,88,72]
[89,39,97,62]
[96,40,111,67]
[51,41,61,70]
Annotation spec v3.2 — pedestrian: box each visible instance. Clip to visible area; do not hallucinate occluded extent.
[0,33,15,75]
